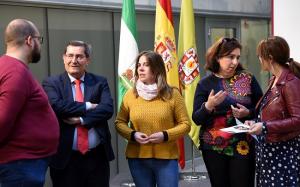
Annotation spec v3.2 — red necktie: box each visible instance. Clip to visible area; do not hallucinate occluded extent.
[74,79,89,154]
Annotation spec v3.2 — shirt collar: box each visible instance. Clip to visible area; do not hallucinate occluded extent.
[68,73,85,83]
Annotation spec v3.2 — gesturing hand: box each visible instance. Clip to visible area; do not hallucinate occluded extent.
[205,89,227,111]
[148,132,164,143]
[231,103,250,118]
[134,132,149,144]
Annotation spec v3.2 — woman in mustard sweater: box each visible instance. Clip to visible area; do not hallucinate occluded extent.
[115,51,190,187]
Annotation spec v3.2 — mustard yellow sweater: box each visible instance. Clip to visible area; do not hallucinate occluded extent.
[115,88,190,159]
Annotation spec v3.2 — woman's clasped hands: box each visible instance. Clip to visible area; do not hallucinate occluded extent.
[134,131,164,144]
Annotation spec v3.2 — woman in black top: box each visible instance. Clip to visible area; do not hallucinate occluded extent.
[192,37,263,187]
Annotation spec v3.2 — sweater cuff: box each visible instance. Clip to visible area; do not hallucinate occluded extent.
[163,131,168,141]
[202,102,214,114]
[130,131,137,141]
[248,108,254,118]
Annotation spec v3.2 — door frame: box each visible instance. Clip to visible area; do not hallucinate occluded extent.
[205,18,241,50]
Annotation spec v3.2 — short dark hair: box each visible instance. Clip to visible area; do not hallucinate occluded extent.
[205,37,243,73]
[64,40,91,58]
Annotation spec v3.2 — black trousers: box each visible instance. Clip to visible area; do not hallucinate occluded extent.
[202,149,255,187]
[50,145,110,187]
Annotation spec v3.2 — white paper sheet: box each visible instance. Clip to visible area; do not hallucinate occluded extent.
[220,124,249,133]
[220,118,258,141]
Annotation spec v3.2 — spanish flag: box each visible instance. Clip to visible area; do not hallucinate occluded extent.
[178,0,201,147]
[154,0,185,169]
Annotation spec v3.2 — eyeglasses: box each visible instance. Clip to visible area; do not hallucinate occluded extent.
[65,54,87,61]
[32,36,43,44]
[219,37,238,48]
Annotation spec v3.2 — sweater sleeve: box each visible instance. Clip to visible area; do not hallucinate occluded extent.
[192,78,215,126]
[165,89,191,141]
[115,90,135,140]
[0,67,29,143]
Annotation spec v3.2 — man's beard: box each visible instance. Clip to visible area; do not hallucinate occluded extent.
[31,42,41,63]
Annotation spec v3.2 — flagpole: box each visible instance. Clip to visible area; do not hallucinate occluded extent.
[179,140,207,181]
[118,0,138,185]
[191,141,196,173]
[121,182,135,187]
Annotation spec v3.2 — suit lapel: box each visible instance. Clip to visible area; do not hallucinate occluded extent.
[83,73,95,101]
[62,72,74,102]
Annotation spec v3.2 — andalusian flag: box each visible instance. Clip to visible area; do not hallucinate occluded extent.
[178,0,201,147]
[118,0,138,108]
[154,0,185,169]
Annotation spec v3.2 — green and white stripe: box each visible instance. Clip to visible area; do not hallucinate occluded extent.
[118,0,138,109]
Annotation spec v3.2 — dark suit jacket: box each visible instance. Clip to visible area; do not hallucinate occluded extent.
[42,72,115,169]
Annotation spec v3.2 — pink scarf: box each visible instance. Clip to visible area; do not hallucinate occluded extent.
[136,79,158,100]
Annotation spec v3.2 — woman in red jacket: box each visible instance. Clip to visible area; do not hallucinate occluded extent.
[247,36,300,186]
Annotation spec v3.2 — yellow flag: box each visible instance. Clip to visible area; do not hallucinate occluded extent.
[155,0,186,169]
[178,0,201,147]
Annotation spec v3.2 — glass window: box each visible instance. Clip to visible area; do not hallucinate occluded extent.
[0,5,48,82]
[210,28,235,42]
[240,19,270,91]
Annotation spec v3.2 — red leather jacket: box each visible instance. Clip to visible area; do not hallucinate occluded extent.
[257,68,300,142]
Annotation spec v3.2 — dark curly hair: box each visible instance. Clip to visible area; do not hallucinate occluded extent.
[205,37,244,73]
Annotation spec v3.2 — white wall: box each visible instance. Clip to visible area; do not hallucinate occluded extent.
[273,0,300,62]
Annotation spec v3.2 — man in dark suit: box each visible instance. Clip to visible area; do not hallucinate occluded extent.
[43,40,114,187]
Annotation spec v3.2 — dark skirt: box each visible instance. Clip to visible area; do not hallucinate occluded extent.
[255,135,300,187]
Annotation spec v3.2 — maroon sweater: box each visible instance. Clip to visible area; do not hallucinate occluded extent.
[0,55,59,164]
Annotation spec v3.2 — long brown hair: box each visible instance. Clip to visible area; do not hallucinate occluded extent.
[257,36,300,78]
[133,51,173,100]
[205,37,244,73]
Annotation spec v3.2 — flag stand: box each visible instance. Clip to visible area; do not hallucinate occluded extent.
[179,141,207,181]
[121,182,135,187]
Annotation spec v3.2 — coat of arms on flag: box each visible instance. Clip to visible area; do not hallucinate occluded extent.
[155,34,176,72]
[179,48,199,85]
[121,64,135,84]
